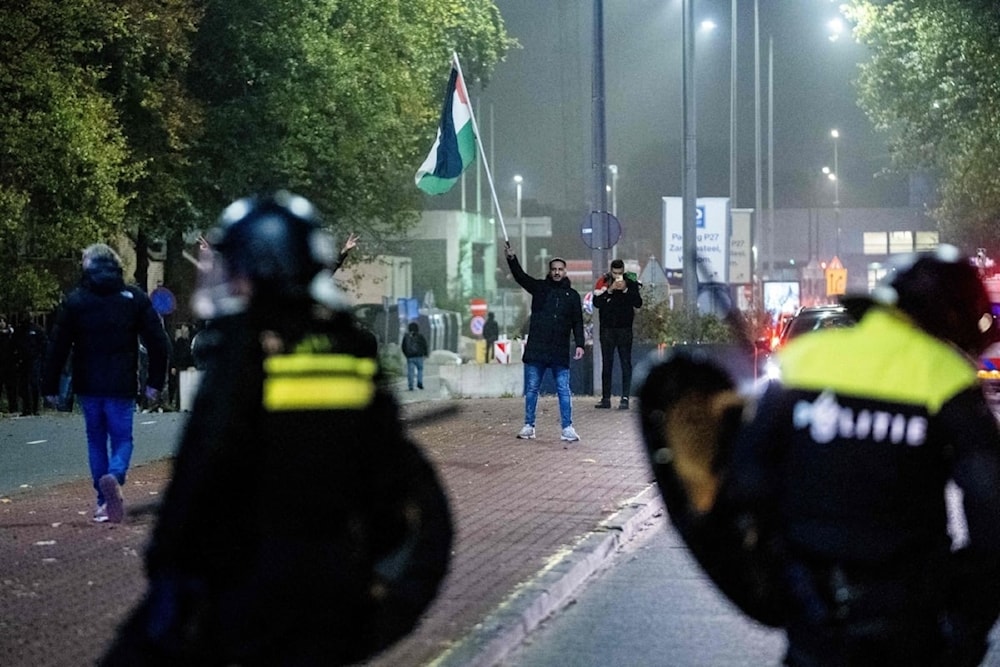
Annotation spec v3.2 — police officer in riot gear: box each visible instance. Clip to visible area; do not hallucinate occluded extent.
[640,245,1000,666]
[102,191,451,665]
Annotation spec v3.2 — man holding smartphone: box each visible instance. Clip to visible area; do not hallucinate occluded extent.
[593,259,642,410]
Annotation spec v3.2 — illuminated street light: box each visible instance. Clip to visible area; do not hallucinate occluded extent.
[514,174,525,261]
[830,129,840,206]
[607,164,618,218]
[830,129,841,255]
[827,17,845,42]
[608,164,619,259]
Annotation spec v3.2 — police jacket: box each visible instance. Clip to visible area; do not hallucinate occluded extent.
[723,306,1000,641]
[593,276,642,329]
[507,255,584,367]
[730,307,1000,565]
[140,306,451,664]
[42,257,168,398]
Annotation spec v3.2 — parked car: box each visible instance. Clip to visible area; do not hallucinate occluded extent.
[775,304,856,349]
[763,304,857,379]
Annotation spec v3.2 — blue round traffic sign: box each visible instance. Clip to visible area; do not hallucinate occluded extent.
[580,211,622,250]
[150,286,176,315]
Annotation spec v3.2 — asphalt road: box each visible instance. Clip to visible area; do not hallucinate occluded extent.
[0,410,187,496]
[502,521,786,666]
[0,371,445,499]
[503,505,1000,667]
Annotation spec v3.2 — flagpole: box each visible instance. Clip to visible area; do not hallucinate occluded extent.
[451,51,509,244]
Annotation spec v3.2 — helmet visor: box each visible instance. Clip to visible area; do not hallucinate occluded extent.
[191,243,249,319]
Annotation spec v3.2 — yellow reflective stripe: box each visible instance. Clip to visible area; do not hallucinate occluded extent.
[263,353,376,411]
[264,376,375,410]
[779,309,977,413]
[264,354,377,378]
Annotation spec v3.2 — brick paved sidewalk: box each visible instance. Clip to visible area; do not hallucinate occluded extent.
[0,397,653,667]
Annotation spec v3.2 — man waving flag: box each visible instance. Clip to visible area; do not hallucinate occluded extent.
[415,57,477,195]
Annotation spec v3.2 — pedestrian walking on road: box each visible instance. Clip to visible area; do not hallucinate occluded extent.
[402,321,429,390]
[506,243,585,442]
[42,243,169,524]
[101,191,452,666]
[641,245,1000,666]
[593,259,641,410]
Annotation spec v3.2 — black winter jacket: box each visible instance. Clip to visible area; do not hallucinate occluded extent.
[508,256,584,367]
[722,308,1000,652]
[42,257,169,398]
[593,276,642,329]
[402,331,429,358]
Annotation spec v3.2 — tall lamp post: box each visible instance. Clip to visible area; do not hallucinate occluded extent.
[608,164,618,218]
[830,129,841,256]
[681,0,698,313]
[608,164,618,259]
[514,174,525,262]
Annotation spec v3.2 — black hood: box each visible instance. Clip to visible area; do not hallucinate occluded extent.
[82,255,126,295]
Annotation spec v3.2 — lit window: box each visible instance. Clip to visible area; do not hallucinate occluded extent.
[915,231,939,251]
[863,232,887,255]
[889,231,913,253]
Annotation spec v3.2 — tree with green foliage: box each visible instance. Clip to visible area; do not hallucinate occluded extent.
[0,0,136,311]
[1,0,514,314]
[845,0,1000,251]
[185,0,514,240]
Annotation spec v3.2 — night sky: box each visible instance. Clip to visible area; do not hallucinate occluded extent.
[427,0,909,262]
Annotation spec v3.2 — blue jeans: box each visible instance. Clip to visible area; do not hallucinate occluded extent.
[79,396,135,505]
[523,362,573,428]
[407,357,424,389]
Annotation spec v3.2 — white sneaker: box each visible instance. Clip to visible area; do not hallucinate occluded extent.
[517,424,536,439]
[93,504,109,523]
[560,426,580,442]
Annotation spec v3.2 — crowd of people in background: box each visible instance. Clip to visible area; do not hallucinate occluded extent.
[0,312,49,417]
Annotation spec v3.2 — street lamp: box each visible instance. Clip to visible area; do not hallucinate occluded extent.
[608,164,618,218]
[608,164,619,260]
[830,129,840,207]
[827,17,845,42]
[513,174,525,262]
[830,129,841,256]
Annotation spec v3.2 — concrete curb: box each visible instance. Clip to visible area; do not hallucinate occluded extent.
[429,484,665,667]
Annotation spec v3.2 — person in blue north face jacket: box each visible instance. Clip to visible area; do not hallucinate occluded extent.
[42,244,169,524]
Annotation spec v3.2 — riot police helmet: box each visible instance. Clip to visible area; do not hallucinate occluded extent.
[192,191,344,318]
[858,244,997,356]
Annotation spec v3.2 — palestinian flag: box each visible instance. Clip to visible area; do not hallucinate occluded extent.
[415,63,477,195]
